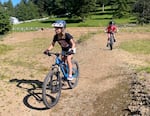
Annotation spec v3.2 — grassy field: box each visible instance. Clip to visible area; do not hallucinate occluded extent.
[12,6,137,30]
[0,44,13,55]
[13,16,136,28]
[120,40,150,54]
[119,39,150,73]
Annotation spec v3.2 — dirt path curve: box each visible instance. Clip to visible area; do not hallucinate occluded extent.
[0,28,148,116]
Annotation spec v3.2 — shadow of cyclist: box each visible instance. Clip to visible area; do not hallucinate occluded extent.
[9,79,48,110]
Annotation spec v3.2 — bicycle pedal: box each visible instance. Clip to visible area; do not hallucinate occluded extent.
[62,77,67,81]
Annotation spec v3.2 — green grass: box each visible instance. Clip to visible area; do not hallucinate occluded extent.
[119,40,150,54]
[0,44,13,55]
[13,16,136,28]
[0,73,10,80]
[77,32,98,43]
[120,39,150,73]
[120,26,150,32]
[12,5,138,30]
[136,66,150,73]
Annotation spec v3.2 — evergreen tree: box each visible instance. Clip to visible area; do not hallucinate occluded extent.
[14,0,39,21]
[31,0,47,17]
[66,0,96,21]
[0,8,12,34]
[112,0,131,18]
[133,0,150,24]
[3,0,14,16]
[26,1,39,19]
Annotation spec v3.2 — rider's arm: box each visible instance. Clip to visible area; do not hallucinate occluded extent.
[115,27,118,33]
[70,38,76,53]
[114,26,118,33]
[47,41,55,51]
[105,26,108,33]
[70,39,75,49]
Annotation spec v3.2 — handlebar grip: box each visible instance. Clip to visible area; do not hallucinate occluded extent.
[43,50,51,56]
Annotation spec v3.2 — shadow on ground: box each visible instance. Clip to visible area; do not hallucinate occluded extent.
[9,79,48,110]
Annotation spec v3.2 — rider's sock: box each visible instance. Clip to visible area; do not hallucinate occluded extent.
[69,74,72,77]
[68,75,73,80]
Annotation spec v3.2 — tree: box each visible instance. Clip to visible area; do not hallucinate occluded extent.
[111,0,131,18]
[3,0,14,16]
[26,1,39,19]
[14,0,39,21]
[31,0,47,17]
[133,0,150,24]
[96,0,110,12]
[110,0,137,18]
[0,8,12,34]
[66,0,96,21]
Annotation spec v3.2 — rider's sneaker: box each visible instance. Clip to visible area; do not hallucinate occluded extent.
[67,76,73,81]
[106,44,108,47]
[114,39,116,42]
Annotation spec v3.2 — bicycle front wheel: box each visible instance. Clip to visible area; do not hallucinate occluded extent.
[109,37,113,50]
[68,60,79,89]
[42,70,62,109]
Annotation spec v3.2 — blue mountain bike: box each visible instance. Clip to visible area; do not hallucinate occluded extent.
[42,51,79,109]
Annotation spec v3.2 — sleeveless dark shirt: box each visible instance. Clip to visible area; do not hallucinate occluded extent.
[53,33,73,51]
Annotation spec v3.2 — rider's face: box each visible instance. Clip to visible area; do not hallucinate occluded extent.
[55,27,63,34]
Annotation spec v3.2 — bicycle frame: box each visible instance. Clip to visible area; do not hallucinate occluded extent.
[47,52,78,80]
[53,54,69,79]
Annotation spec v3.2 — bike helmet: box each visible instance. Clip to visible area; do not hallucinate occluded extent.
[109,21,115,25]
[52,20,66,28]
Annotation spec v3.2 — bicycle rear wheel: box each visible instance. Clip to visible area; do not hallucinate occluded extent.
[42,70,62,109]
[68,60,79,89]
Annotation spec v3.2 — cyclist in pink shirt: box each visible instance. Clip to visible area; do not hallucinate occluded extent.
[105,21,118,47]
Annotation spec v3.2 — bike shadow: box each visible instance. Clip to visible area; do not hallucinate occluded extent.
[9,78,48,110]
[61,79,72,90]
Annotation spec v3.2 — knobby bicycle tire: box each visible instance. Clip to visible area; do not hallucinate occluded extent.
[68,60,79,89]
[42,70,62,109]
[109,37,114,50]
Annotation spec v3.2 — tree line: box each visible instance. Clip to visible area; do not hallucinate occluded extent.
[0,0,150,34]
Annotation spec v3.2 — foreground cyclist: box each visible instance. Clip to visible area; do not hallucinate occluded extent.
[105,21,118,47]
[44,20,76,80]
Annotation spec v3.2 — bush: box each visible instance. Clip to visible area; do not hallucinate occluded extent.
[0,10,12,35]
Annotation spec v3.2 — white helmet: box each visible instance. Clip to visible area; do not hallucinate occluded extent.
[52,20,66,28]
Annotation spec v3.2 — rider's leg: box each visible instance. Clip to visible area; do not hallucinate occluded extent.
[107,33,110,47]
[67,54,73,80]
[113,34,116,42]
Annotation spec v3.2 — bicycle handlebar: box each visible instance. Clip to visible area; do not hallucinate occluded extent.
[43,51,74,56]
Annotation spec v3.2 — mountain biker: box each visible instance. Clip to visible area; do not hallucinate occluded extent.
[44,20,76,81]
[105,21,118,47]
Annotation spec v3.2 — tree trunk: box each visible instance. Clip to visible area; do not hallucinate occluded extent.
[102,4,105,12]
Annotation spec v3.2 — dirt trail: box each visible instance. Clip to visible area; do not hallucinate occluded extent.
[0,28,149,116]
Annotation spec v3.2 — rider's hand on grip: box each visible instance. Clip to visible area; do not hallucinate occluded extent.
[69,48,76,54]
[43,49,49,55]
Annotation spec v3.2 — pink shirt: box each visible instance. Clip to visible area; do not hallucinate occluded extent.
[106,25,117,33]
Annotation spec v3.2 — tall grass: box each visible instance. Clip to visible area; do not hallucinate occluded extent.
[119,40,150,54]
[0,44,13,55]
[120,40,150,73]
[136,66,150,73]
[77,32,97,43]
